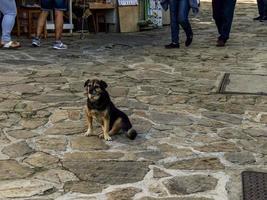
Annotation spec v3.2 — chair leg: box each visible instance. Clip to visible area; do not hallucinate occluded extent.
[16,16,21,37]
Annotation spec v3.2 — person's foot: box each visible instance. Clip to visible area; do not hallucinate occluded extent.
[185,34,193,47]
[1,41,21,49]
[32,37,41,47]
[53,41,67,50]
[165,43,180,49]
[260,16,267,22]
[216,39,226,47]
[253,16,263,20]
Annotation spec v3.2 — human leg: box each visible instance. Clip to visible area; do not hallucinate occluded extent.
[53,0,68,49]
[168,0,179,45]
[220,0,237,42]
[0,0,17,44]
[177,0,193,46]
[212,0,224,37]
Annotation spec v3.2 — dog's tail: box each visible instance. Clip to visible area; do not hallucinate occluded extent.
[126,128,137,140]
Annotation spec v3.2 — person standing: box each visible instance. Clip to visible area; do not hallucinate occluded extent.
[32,0,68,50]
[0,0,21,49]
[164,0,194,49]
[212,0,237,47]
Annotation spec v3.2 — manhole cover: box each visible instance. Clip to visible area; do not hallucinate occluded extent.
[242,171,267,200]
[218,73,267,95]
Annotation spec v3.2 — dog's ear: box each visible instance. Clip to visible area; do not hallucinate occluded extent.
[84,79,90,88]
[100,80,108,89]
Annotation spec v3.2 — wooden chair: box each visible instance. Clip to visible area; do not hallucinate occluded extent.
[16,6,47,38]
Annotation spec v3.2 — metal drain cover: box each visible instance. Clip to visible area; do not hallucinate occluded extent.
[219,73,267,95]
[242,171,267,200]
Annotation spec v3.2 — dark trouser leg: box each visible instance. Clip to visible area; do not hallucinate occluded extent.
[169,0,179,43]
[257,0,265,17]
[177,0,192,37]
[220,0,236,41]
[264,0,267,16]
[212,0,224,36]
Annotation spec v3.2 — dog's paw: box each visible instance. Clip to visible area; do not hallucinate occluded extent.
[104,135,112,141]
[84,129,93,136]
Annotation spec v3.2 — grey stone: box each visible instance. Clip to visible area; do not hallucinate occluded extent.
[163,175,218,195]
[44,121,85,135]
[224,152,256,165]
[135,150,165,161]
[164,157,225,170]
[6,129,39,139]
[153,167,171,179]
[70,136,109,150]
[139,197,213,200]
[63,160,152,184]
[157,143,194,158]
[194,142,240,153]
[35,136,67,152]
[218,128,251,140]
[243,128,267,138]
[23,152,60,168]
[202,111,242,125]
[20,118,48,129]
[63,151,124,161]
[107,187,142,200]
[130,116,153,134]
[0,160,34,180]
[27,92,82,103]
[2,141,34,158]
[149,111,194,126]
[223,74,267,94]
[107,87,129,97]
[64,181,105,194]
[0,179,54,198]
[33,169,79,185]
[5,84,43,95]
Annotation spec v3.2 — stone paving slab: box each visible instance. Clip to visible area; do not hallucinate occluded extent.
[0,0,267,199]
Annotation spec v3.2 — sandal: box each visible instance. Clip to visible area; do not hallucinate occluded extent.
[2,41,21,49]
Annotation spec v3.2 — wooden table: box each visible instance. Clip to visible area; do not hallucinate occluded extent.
[88,2,115,33]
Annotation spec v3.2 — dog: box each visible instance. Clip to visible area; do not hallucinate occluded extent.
[84,79,137,141]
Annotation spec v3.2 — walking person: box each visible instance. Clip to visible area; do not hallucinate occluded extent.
[212,0,237,47]
[253,0,267,21]
[32,0,68,50]
[163,0,196,49]
[0,0,21,49]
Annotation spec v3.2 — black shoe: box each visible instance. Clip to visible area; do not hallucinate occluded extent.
[253,16,263,20]
[216,39,226,47]
[260,16,267,22]
[165,43,180,49]
[185,35,193,47]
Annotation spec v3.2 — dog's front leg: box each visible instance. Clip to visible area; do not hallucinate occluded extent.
[103,117,112,141]
[84,109,94,136]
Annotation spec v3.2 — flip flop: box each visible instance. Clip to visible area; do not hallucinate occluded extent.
[2,41,21,49]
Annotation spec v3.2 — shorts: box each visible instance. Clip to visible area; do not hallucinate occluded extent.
[41,0,68,11]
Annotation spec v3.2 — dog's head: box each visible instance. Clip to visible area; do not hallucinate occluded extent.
[84,79,108,102]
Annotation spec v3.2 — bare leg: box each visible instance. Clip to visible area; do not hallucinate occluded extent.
[36,11,49,38]
[55,10,64,41]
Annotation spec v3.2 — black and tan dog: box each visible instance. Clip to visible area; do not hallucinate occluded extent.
[84,79,137,141]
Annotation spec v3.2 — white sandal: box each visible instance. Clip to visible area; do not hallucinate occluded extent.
[2,41,21,49]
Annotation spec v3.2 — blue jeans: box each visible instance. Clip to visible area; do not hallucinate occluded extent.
[169,0,192,44]
[0,0,17,43]
[212,0,236,41]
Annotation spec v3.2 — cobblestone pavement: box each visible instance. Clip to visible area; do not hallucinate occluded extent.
[0,0,267,200]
